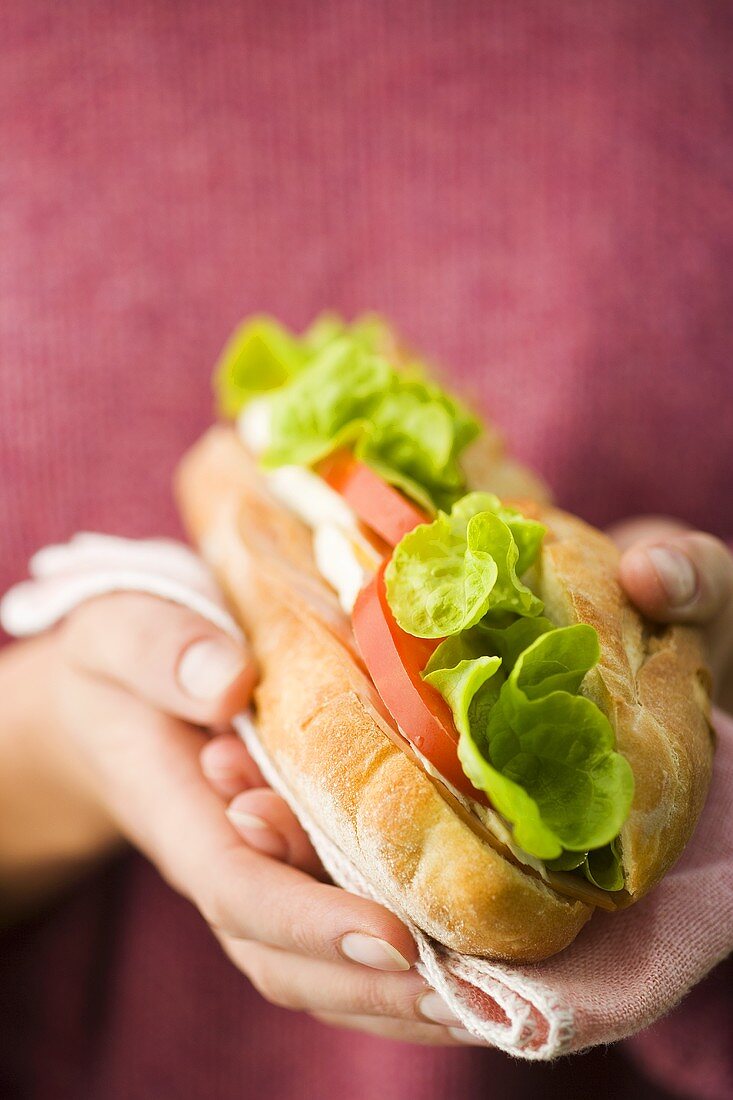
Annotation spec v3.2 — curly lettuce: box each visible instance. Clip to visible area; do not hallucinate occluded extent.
[215,313,396,418]
[261,340,393,468]
[385,492,633,886]
[384,496,545,638]
[302,312,397,358]
[213,313,481,511]
[422,634,504,736]
[451,492,545,576]
[357,386,469,513]
[214,317,307,418]
[460,628,633,859]
[426,625,634,864]
[583,839,625,891]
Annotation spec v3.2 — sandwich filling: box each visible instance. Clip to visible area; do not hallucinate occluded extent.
[216,313,634,898]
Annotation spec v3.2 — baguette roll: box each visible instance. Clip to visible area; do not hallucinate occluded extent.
[175,426,713,961]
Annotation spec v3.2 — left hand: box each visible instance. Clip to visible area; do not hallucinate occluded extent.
[200,515,733,1044]
[609,517,733,712]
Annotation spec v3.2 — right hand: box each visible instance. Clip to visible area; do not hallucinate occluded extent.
[3,593,474,1045]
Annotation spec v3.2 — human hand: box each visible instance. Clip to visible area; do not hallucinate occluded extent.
[199,732,476,1045]
[8,593,471,1045]
[610,517,733,712]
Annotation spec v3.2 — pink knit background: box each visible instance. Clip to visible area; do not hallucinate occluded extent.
[1,2,732,1097]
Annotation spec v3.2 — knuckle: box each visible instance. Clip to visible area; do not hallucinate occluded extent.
[685,534,733,594]
[352,973,403,1018]
[61,594,127,644]
[289,921,325,959]
[286,900,331,958]
[197,845,256,937]
[198,860,238,934]
[246,961,298,1012]
[690,532,724,552]
[198,881,230,933]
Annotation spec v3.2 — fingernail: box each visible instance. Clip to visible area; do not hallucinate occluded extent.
[646,547,698,607]
[227,809,269,830]
[178,638,245,700]
[449,1027,481,1044]
[339,933,411,972]
[418,991,462,1026]
[225,808,289,861]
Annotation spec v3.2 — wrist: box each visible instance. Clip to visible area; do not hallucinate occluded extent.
[0,637,121,920]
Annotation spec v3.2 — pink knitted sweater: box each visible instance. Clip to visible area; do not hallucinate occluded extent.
[1,2,732,1097]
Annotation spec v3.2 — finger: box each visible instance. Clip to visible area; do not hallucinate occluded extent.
[619,533,733,624]
[221,939,460,1024]
[200,733,265,799]
[71,673,417,970]
[200,843,417,969]
[101,711,415,967]
[62,592,257,724]
[228,940,430,1015]
[225,788,324,878]
[65,652,416,975]
[312,1011,471,1046]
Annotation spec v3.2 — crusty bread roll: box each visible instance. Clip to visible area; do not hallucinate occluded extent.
[175,426,714,962]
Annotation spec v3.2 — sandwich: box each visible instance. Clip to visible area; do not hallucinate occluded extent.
[175,314,714,961]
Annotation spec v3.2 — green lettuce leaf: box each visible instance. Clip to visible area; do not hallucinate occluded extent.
[214,317,307,417]
[422,635,504,737]
[215,312,394,419]
[396,376,481,457]
[386,488,631,877]
[451,492,545,575]
[474,615,555,672]
[216,312,482,510]
[384,512,499,638]
[583,840,625,891]
[508,621,600,700]
[456,627,634,859]
[302,312,397,358]
[262,341,393,468]
[461,512,544,619]
[356,387,466,513]
[385,501,544,638]
[545,849,587,872]
[301,312,349,352]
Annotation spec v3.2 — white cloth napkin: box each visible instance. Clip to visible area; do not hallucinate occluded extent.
[2,533,731,1060]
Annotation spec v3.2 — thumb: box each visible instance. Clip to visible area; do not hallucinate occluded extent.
[618,532,733,626]
[62,592,257,726]
[618,529,733,703]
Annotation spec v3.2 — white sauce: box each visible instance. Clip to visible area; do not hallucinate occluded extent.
[313,524,369,613]
[238,398,376,613]
[266,466,357,533]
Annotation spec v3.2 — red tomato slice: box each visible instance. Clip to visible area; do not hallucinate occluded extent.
[317,450,429,546]
[352,563,489,806]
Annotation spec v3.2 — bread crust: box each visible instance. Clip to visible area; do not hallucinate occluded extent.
[528,505,714,896]
[175,426,713,959]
